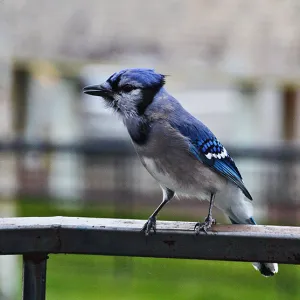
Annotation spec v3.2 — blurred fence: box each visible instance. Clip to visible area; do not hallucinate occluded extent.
[0,139,299,224]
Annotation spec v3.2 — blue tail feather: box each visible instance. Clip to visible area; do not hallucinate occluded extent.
[229,216,256,225]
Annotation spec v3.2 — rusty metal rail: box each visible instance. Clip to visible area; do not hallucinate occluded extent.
[1,217,300,299]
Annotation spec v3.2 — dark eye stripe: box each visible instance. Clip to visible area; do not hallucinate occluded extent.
[121,84,135,92]
[107,72,122,90]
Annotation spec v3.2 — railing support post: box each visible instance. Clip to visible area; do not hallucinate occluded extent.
[22,254,48,300]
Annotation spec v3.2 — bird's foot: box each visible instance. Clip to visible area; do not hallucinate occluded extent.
[194,216,216,235]
[142,216,156,236]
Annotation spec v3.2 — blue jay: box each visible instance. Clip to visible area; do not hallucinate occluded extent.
[83,68,278,277]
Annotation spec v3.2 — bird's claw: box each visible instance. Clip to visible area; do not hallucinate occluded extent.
[194,217,216,235]
[142,216,156,236]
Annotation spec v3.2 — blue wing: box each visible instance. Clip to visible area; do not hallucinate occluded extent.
[170,117,253,200]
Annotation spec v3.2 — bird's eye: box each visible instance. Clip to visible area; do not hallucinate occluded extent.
[121,84,135,93]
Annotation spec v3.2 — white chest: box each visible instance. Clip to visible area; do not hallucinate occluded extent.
[140,155,227,202]
[141,157,208,199]
[142,157,180,190]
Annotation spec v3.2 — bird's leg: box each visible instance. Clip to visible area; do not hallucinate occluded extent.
[142,188,174,236]
[194,193,216,234]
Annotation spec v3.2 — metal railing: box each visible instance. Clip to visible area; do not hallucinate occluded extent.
[0,217,298,300]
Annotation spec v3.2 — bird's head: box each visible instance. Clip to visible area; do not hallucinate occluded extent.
[83,68,165,118]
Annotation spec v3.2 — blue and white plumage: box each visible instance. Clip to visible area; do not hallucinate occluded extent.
[83,68,278,277]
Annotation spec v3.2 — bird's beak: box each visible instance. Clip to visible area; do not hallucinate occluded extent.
[83,83,112,97]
